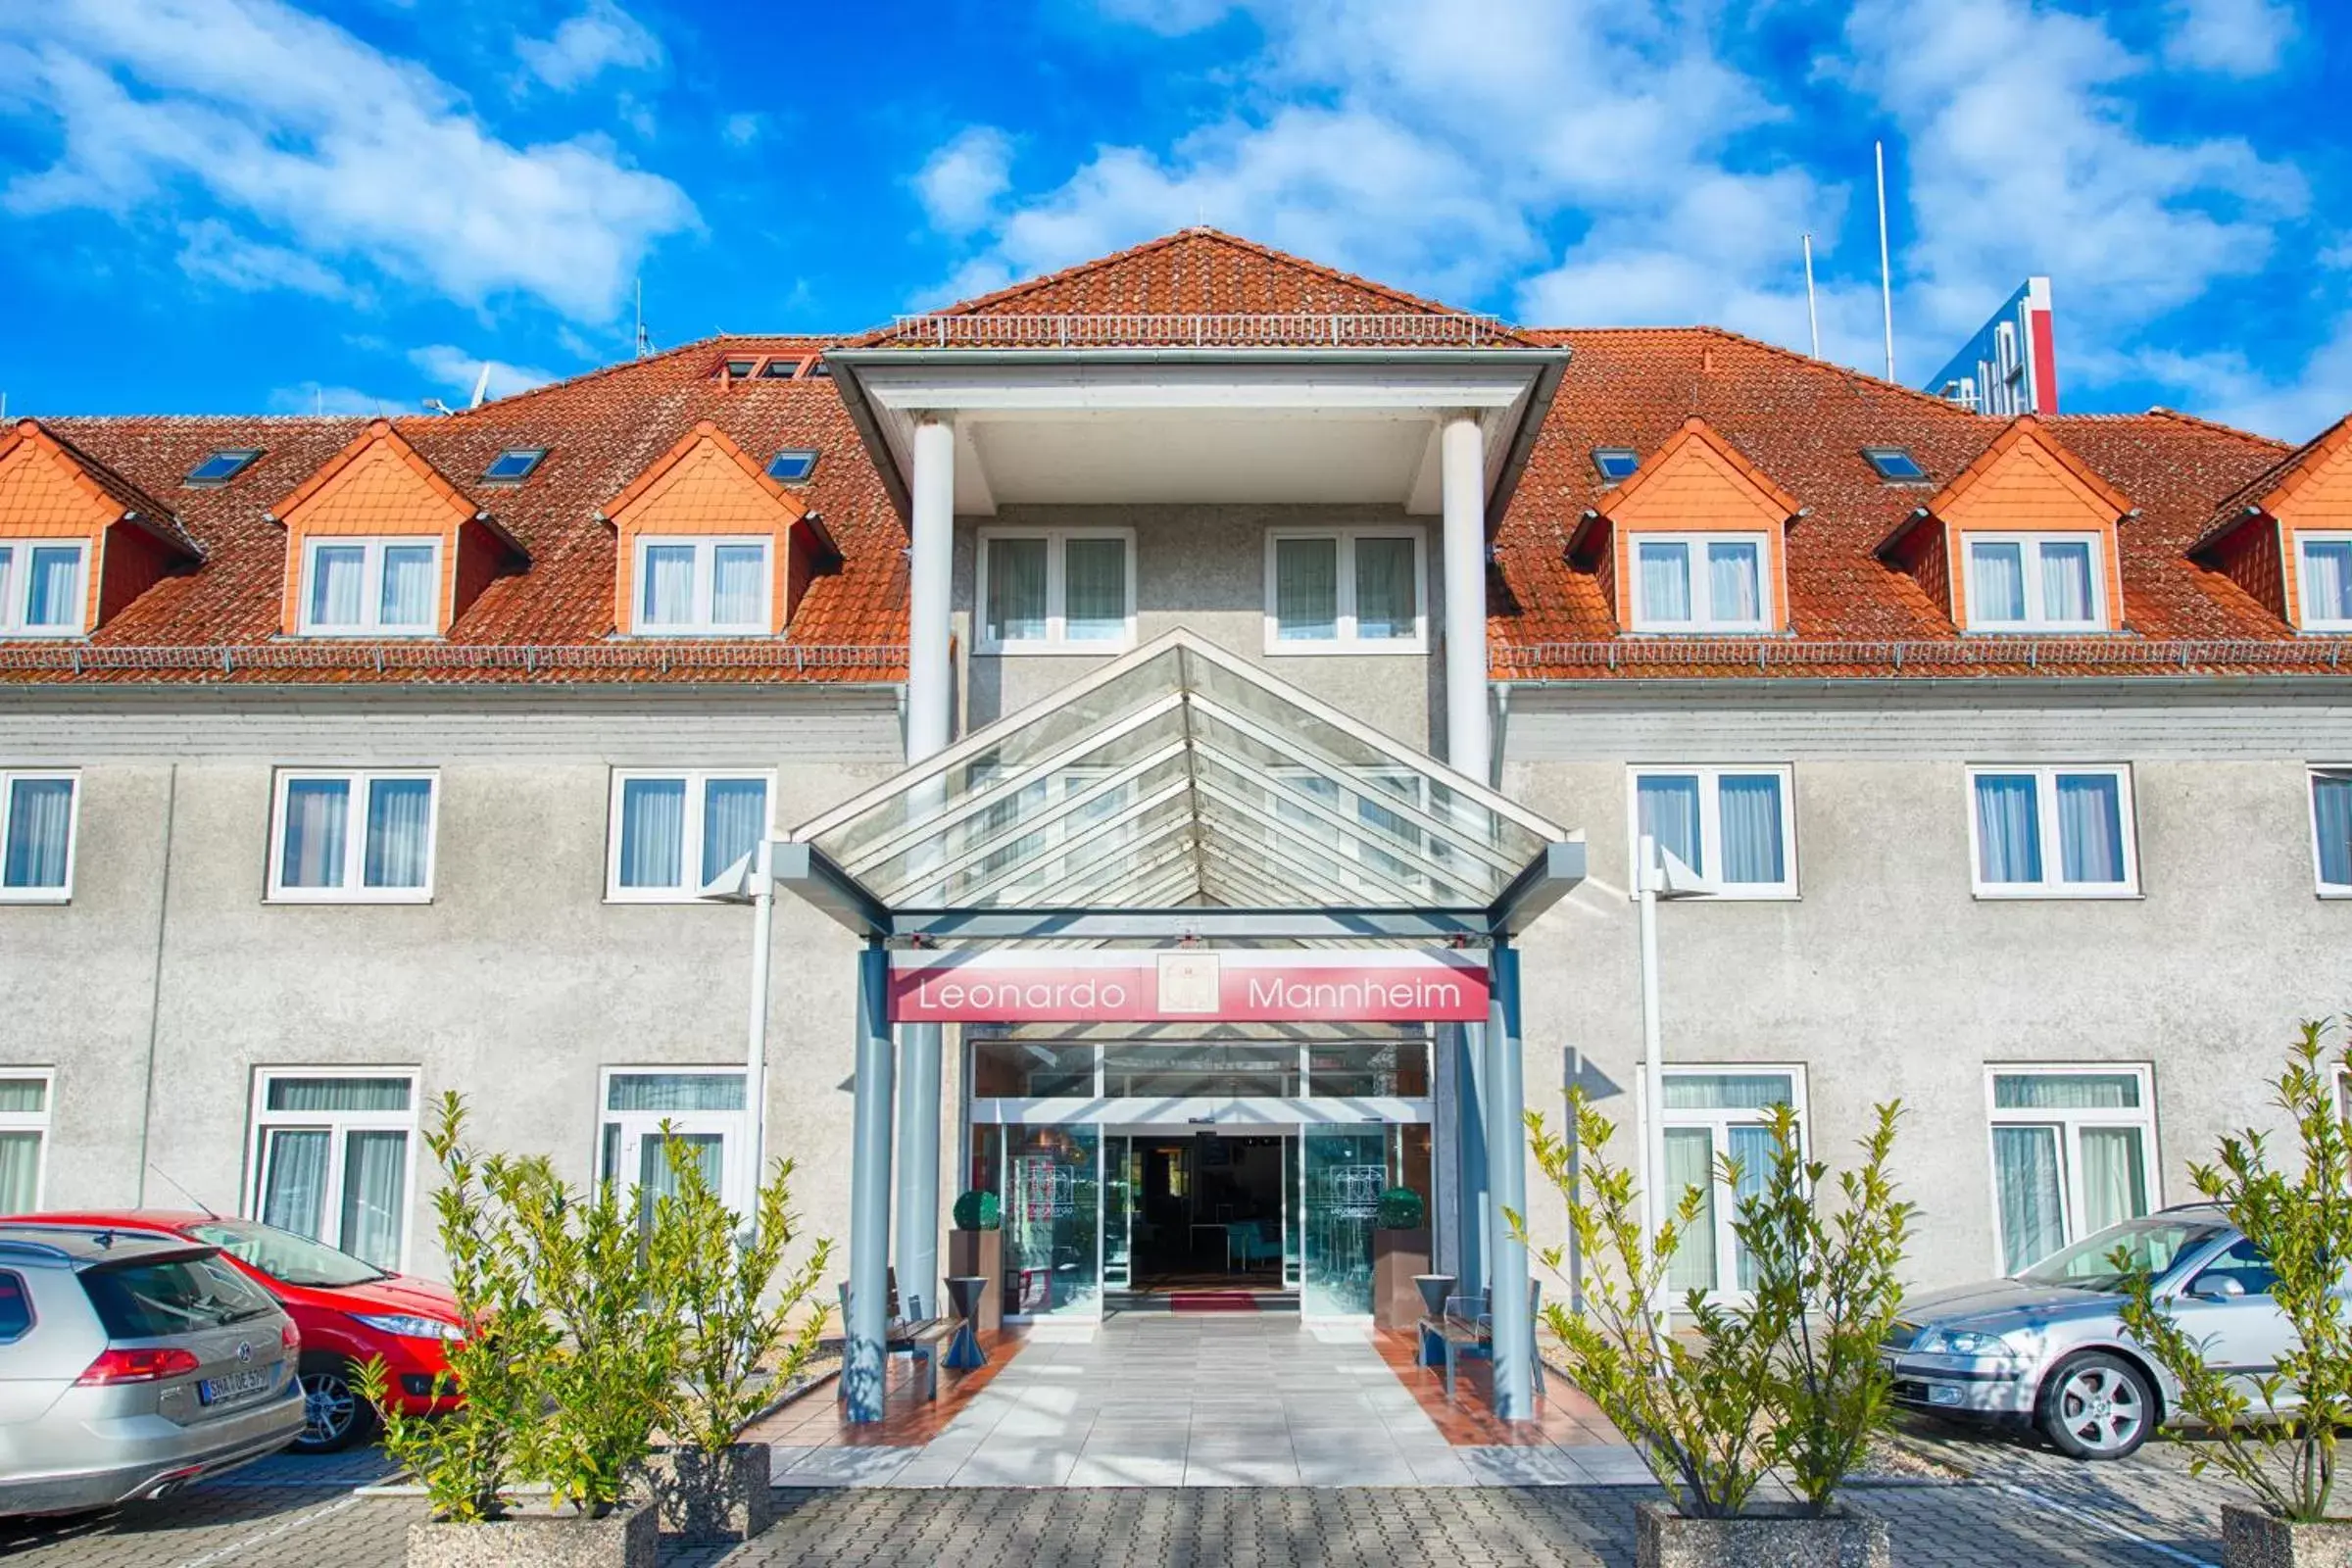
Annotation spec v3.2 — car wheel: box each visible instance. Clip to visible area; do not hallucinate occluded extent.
[2038,1351,2155,1460]
[293,1358,378,1454]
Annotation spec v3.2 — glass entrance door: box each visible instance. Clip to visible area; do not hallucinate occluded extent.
[1005,1124,1102,1318]
[1301,1129,1386,1316]
[1103,1134,1136,1291]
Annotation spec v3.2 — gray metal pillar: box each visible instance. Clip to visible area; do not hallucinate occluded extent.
[1484,939,1535,1421]
[1453,1020,1489,1295]
[846,940,897,1423]
[894,1023,942,1321]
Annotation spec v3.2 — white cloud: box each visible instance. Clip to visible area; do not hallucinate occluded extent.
[915,126,1013,236]
[515,0,662,91]
[409,344,560,403]
[720,111,764,147]
[176,216,349,299]
[2105,320,2351,444]
[0,0,697,321]
[2162,0,2297,78]
[268,380,398,416]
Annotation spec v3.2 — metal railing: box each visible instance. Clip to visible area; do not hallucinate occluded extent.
[0,642,907,680]
[884,312,1509,349]
[1493,637,2352,675]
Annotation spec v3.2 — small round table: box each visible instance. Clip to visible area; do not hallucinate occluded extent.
[943,1275,990,1370]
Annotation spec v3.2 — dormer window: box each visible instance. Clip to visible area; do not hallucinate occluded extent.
[601,421,832,639]
[634,536,770,634]
[482,447,546,484]
[1633,535,1768,632]
[0,541,88,637]
[1966,534,2103,631]
[1863,447,1927,482]
[765,449,817,483]
[1592,447,1641,482]
[301,538,440,634]
[2296,535,2352,630]
[185,449,261,487]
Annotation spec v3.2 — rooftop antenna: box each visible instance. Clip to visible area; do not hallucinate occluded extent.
[1801,232,1821,360]
[422,397,455,416]
[1875,139,1896,382]
[468,363,492,409]
[634,277,653,359]
[314,387,322,417]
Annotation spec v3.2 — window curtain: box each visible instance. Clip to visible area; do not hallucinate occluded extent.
[363,777,433,889]
[1992,1072,2139,1110]
[0,1132,39,1211]
[700,776,768,886]
[0,1079,46,1113]
[280,778,351,889]
[616,777,686,888]
[2055,772,2125,883]
[1639,542,1691,622]
[1971,542,2027,621]
[2304,541,2352,621]
[265,1076,412,1113]
[636,1132,723,1228]
[377,545,436,628]
[309,545,365,627]
[261,1129,332,1240]
[1062,537,1128,640]
[1729,1123,1775,1290]
[1973,773,2042,883]
[1662,1072,1795,1111]
[2040,541,2094,623]
[710,544,765,626]
[1993,1124,2067,1272]
[338,1131,408,1269]
[1717,773,1786,884]
[2315,774,2352,887]
[1274,538,1339,640]
[987,537,1049,641]
[0,549,12,620]
[1707,541,1761,624]
[3,777,74,890]
[25,547,80,628]
[1352,537,1416,640]
[641,544,695,625]
[607,1072,745,1112]
[2078,1126,2149,1235]
[1636,774,1703,876]
[1663,1128,1718,1293]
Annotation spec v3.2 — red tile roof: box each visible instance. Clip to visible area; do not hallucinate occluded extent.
[1,231,2341,687]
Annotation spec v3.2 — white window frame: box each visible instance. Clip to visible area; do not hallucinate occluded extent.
[2297,532,2352,632]
[975,527,1138,655]
[1262,527,1428,655]
[1964,763,2139,899]
[0,1068,55,1211]
[1627,532,1772,633]
[0,538,90,638]
[296,536,443,636]
[630,535,773,636]
[2312,765,2352,898]
[597,1066,751,1214]
[243,1066,421,1273]
[1624,765,1798,900]
[604,768,775,904]
[266,768,440,905]
[1659,1065,1806,1303]
[1962,531,2107,632]
[0,769,78,904]
[1984,1064,2158,1276]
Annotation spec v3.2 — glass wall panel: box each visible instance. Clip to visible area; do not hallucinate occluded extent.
[1102,1135,1135,1290]
[1004,1124,1101,1318]
[1301,1129,1385,1316]
[1101,1044,1300,1099]
[1307,1041,1430,1098]
[972,1041,1096,1098]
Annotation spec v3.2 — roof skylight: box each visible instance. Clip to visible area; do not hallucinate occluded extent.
[184,449,261,487]
[1592,447,1640,482]
[759,358,799,379]
[766,449,818,483]
[482,447,547,483]
[1862,446,1927,482]
[722,357,758,379]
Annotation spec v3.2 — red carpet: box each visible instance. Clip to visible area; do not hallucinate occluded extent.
[1168,1292,1260,1312]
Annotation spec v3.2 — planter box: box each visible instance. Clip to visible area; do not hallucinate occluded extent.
[1636,1499,1889,1568]
[2222,1502,2352,1567]
[1371,1229,1432,1332]
[645,1443,774,1543]
[948,1228,1003,1334]
[407,1503,657,1568]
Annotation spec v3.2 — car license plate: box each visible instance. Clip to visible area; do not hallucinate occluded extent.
[199,1367,273,1406]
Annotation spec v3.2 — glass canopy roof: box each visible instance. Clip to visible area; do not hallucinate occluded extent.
[791,632,1567,917]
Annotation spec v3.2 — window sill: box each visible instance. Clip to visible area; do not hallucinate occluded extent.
[604,890,731,906]
[0,629,87,641]
[2317,887,2352,900]
[1970,886,2143,902]
[0,890,71,905]
[976,639,1136,658]
[1262,640,1429,657]
[1626,888,1799,903]
[266,891,434,906]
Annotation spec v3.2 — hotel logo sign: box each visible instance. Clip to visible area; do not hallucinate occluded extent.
[888,949,1490,1023]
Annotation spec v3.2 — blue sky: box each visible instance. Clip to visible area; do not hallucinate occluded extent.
[0,0,2344,438]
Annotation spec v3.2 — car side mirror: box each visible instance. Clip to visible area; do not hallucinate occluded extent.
[2188,1275,2246,1301]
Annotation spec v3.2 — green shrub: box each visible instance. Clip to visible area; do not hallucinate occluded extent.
[2118,1019,2352,1523]
[1376,1187,1426,1230]
[952,1189,1001,1231]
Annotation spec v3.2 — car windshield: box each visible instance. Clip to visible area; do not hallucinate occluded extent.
[2017,1217,2225,1293]
[186,1221,388,1288]
[80,1252,278,1336]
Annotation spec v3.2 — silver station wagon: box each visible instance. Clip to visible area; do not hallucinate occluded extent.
[0,1225,305,1515]
[1882,1204,2290,1460]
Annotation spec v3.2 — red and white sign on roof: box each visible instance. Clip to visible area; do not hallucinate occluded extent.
[888,949,1490,1024]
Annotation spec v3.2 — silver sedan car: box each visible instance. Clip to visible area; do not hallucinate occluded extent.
[1882,1204,2284,1460]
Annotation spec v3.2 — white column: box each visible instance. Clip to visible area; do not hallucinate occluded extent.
[1440,414,1489,777]
[906,416,956,762]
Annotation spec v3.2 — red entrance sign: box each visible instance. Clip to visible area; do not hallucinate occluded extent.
[888,950,1490,1024]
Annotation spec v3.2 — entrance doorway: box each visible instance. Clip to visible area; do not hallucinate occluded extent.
[1112,1132,1290,1297]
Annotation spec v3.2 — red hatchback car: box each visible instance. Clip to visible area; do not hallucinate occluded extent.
[8,1212,462,1452]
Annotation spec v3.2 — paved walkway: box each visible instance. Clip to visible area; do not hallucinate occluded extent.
[763,1311,1653,1488]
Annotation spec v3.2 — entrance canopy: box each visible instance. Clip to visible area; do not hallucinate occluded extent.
[782,631,1582,942]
